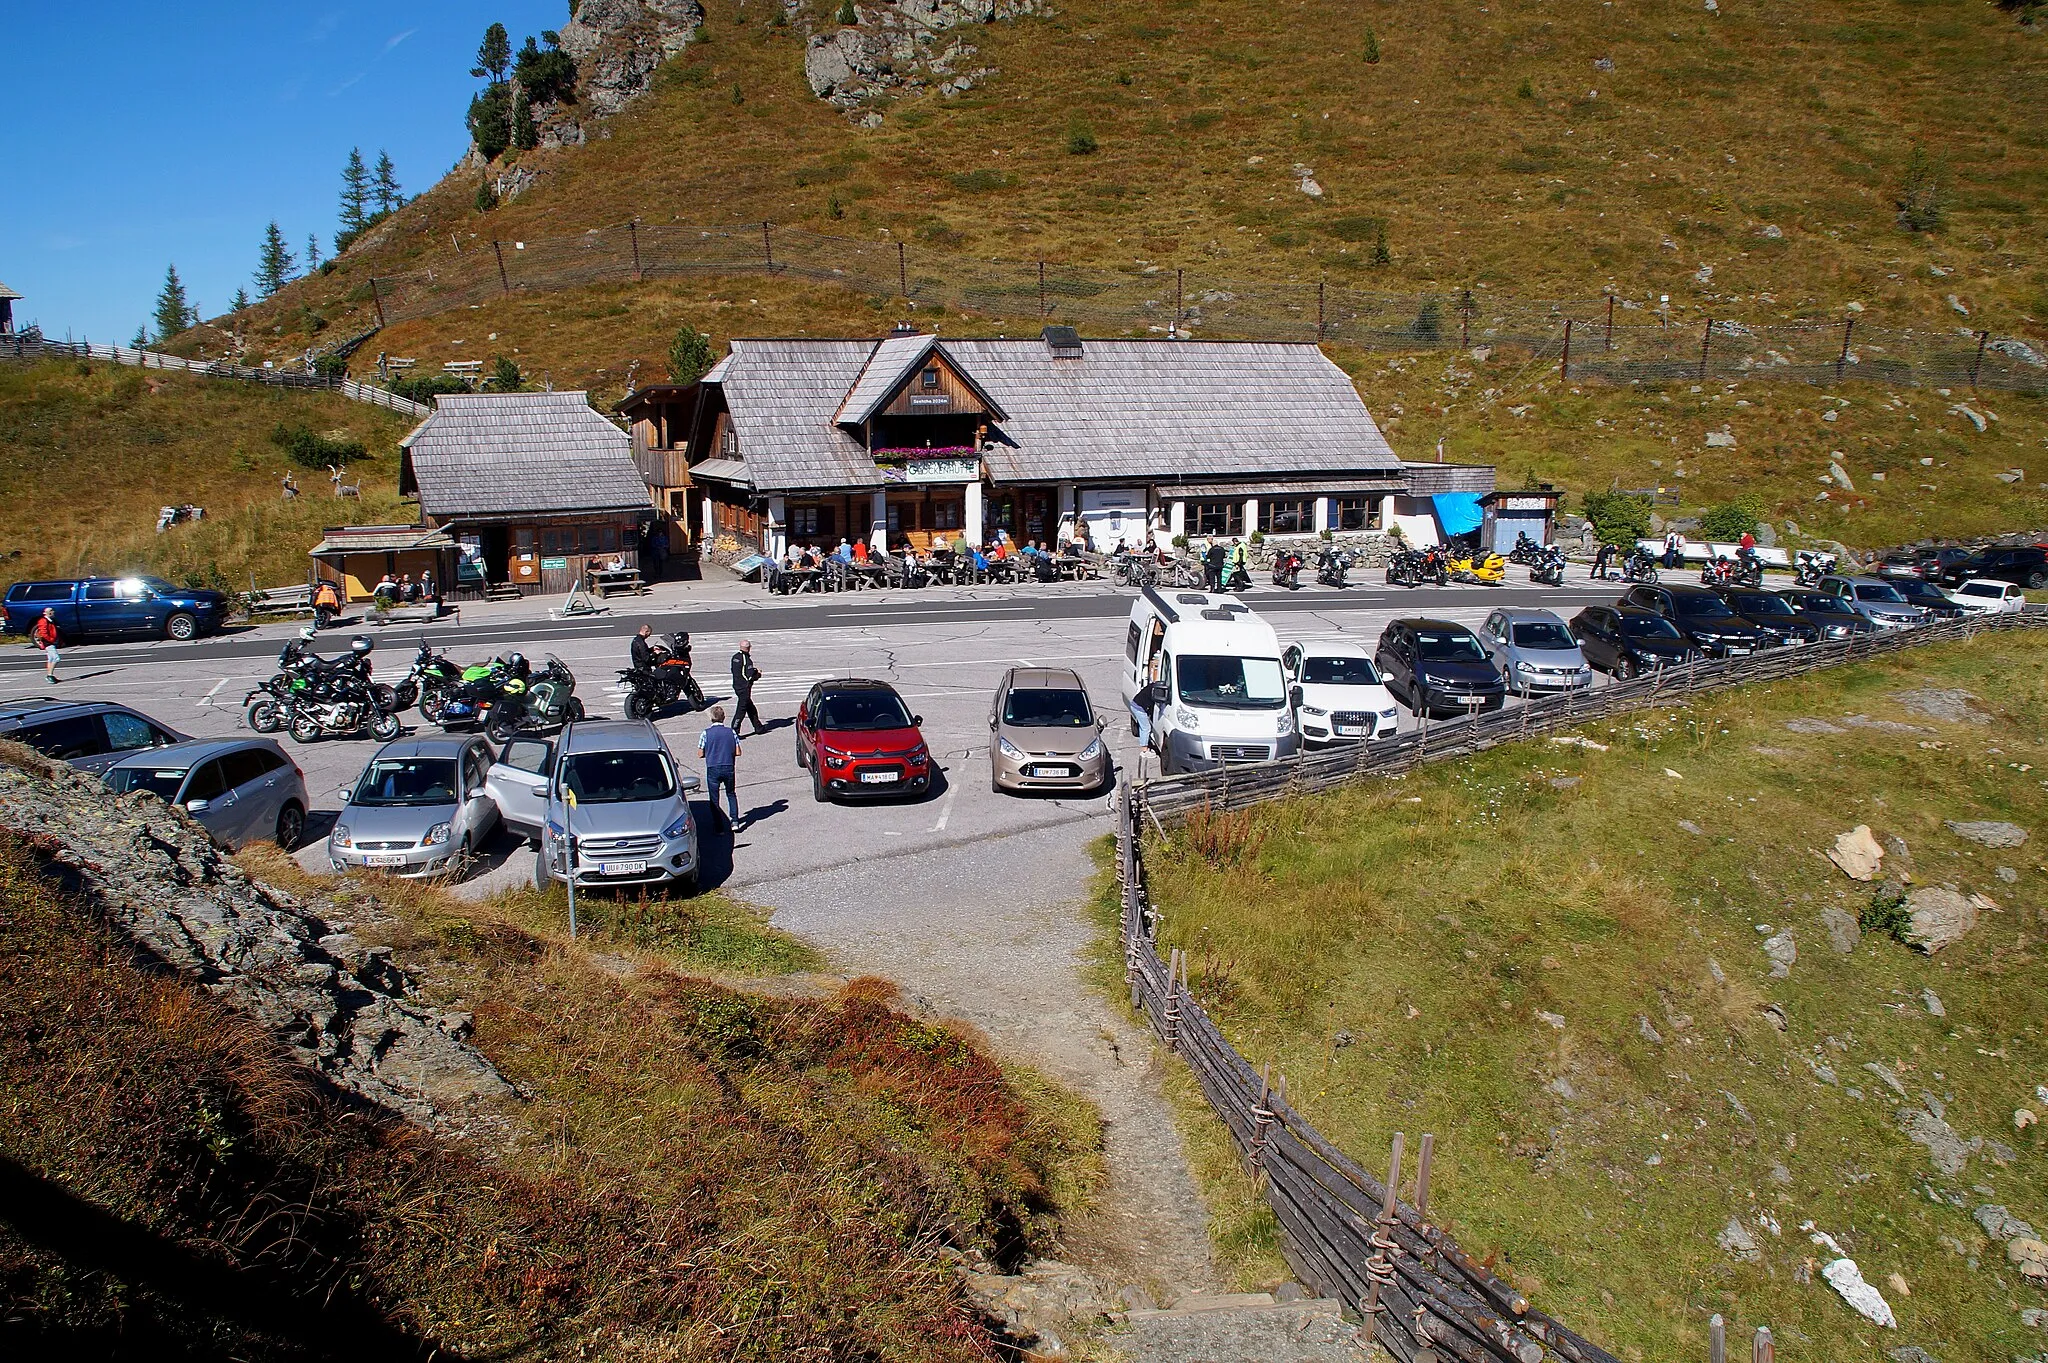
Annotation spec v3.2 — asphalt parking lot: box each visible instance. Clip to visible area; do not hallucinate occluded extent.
[0,569,1632,898]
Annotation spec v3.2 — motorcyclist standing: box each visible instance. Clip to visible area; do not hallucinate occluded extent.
[631,624,658,672]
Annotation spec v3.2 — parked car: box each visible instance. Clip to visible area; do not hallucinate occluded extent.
[1620,583,1771,657]
[1944,578,2028,615]
[104,737,307,850]
[525,720,703,892]
[0,699,187,773]
[1374,619,1507,717]
[1281,641,1399,745]
[1818,575,1930,630]
[988,667,1112,795]
[329,736,501,879]
[1711,588,1823,645]
[1120,587,1297,773]
[1879,547,1974,583]
[1779,590,1879,638]
[1479,607,1593,696]
[1936,544,2048,590]
[1886,577,1968,620]
[1568,606,1696,677]
[796,679,935,801]
[2,576,229,642]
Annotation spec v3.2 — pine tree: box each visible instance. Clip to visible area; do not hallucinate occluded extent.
[339,147,372,238]
[306,234,322,269]
[668,324,715,384]
[473,23,511,83]
[511,89,539,150]
[230,287,252,313]
[153,264,195,343]
[468,84,512,160]
[255,221,297,298]
[373,150,403,214]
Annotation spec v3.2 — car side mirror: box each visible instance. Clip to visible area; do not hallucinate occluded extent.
[988,715,998,731]
[1289,685,1304,708]
[912,715,924,727]
[185,798,211,813]
[337,783,353,800]
[680,774,703,792]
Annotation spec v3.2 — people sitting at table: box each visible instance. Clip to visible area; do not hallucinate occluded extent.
[1063,536,1085,557]
[418,569,437,602]
[832,539,854,565]
[851,539,870,565]
[371,572,400,602]
[951,531,971,558]
[397,573,417,602]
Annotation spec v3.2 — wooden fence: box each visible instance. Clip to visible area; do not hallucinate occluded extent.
[1117,610,2046,1359]
[0,333,430,418]
[1139,610,2048,818]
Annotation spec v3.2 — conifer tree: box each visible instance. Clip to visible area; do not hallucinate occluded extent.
[339,147,372,238]
[373,150,403,214]
[472,23,511,83]
[153,264,196,342]
[230,287,252,313]
[511,89,539,151]
[255,221,297,298]
[668,324,715,384]
[132,325,150,349]
[306,234,322,269]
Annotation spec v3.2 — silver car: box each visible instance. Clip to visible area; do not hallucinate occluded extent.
[329,735,502,878]
[1481,607,1593,696]
[1819,575,1930,630]
[104,737,309,850]
[512,720,703,895]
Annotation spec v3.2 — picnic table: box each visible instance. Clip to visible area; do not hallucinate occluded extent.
[767,565,824,594]
[366,598,450,627]
[589,566,646,597]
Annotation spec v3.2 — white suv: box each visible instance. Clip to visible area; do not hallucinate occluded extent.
[495,720,703,895]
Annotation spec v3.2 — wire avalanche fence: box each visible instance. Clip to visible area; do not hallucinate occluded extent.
[355,221,2048,395]
[0,333,431,418]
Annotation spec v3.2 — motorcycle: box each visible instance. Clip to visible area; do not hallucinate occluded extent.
[1447,547,1508,585]
[1221,559,1252,592]
[245,631,388,734]
[1506,531,1542,566]
[390,638,466,723]
[1621,547,1661,584]
[1701,554,1763,589]
[1315,547,1352,588]
[1270,549,1305,590]
[619,632,708,721]
[1529,545,1567,587]
[442,655,583,741]
[284,677,404,743]
[1794,549,1838,588]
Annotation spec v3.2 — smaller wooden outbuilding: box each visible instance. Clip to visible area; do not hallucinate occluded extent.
[0,280,19,336]
[1479,486,1562,553]
[310,525,460,601]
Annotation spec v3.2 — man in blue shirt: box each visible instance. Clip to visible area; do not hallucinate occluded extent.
[696,705,742,830]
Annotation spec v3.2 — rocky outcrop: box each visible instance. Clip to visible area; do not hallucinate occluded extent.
[0,757,515,1139]
[557,0,705,116]
[803,0,1042,118]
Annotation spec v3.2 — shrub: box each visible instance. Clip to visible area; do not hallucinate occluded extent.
[1516,76,1534,98]
[1581,489,1653,545]
[269,422,366,470]
[1700,494,1767,541]
[1895,144,1945,233]
[311,355,349,380]
[1861,883,1912,943]
[1369,224,1392,266]
[668,324,716,384]
[1066,126,1099,156]
[474,178,500,213]
[486,355,523,391]
[1362,29,1380,63]
[837,0,856,24]
[388,372,473,405]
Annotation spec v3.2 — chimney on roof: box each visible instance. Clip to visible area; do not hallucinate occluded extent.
[1041,325,1083,358]
[889,321,920,337]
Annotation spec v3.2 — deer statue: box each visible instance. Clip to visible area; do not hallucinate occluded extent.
[329,465,361,498]
[281,472,300,500]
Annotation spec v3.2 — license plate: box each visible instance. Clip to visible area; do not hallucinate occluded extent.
[597,860,648,875]
[1726,646,1751,656]
[1026,765,1076,778]
[859,770,899,784]
[1334,725,1365,736]
[365,854,407,867]
[1461,696,1489,707]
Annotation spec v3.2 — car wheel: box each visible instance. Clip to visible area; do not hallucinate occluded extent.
[533,845,551,890]
[812,763,831,803]
[164,612,198,642]
[1619,657,1639,680]
[674,870,699,897]
[274,801,305,851]
[796,740,808,769]
[2029,570,2047,590]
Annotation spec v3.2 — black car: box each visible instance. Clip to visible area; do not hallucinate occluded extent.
[0,699,187,773]
[1887,578,1968,619]
[1938,545,2048,590]
[1569,606,1696,677]
[1373,618,1507,717]
[1880,547,1974,583]
[1779,589,1879,638]
[1713,588,1824,644]
[1620,584,1771,657]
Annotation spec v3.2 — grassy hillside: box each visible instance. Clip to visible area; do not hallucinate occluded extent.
[1111,632,2048,1360]
[0,360,416,592]
[0,802,1096,1359]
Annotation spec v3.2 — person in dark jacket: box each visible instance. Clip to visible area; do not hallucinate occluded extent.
[730,640,764,735]
[1204,540,1226,592]
[631,624,657,672]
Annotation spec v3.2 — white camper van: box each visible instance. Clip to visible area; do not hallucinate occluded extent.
[1120,587,1297,775]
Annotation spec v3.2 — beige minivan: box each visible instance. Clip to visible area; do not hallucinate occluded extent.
[988,667,1112,795]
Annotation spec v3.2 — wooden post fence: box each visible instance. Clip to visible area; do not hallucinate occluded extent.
[1836,315,1856,381]
[628,220,642,279]
[1560,318,1573,381]
[1699,316,1714,381]
[491,241,510,296]
[761,221,775,273]
[898,240,909,300]
[1970,328,1989,388]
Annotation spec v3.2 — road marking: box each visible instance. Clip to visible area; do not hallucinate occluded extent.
[824,606,1033,621]
[930,784,959,832]
[196,677,227,707]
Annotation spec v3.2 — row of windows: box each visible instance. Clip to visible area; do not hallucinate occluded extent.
[538,525,624,556]
[1187,497,1383,536]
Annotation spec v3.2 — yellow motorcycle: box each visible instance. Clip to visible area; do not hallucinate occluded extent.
[1446,548,1508,585]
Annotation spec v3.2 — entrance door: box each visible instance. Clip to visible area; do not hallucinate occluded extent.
[479,527,511,583]
[511,529,538,586]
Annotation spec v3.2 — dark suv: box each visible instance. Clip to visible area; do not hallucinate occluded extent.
[796,679,934,802]
[1621,584,1771,657]
[1712,587,1823,644]
[0,699,187,772]
[1938,545,2047,590]
[1373,619,1506,717]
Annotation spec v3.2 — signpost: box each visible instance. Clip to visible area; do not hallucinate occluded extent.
[563,788,578,939]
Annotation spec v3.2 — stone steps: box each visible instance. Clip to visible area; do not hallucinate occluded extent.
[1105,1291,1374,1363]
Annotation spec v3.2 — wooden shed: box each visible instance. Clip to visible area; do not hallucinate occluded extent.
[310,525,459,601]
[0,281,19,336]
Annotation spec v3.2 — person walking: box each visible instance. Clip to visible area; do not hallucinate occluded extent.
[1662,529,1683,570]
[32,607,61,684]
[696,706,743,831]
[1204,539,1226,592]
[650,526,669,581]
[730,640,765,735]
[1593,540,1616,580]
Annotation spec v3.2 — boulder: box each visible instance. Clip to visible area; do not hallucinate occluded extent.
[1898,1103,1973,1176]
[1829,825,1885,880]
[1904,886,1977,953]
[1822,1258,1896,1328]
[1945,820,2027,849]
[1705,430,1738,448]
[1976,1205,2038,1242]
[1717,1216,1762,1262]
[1763,929,1796,978]
[557,0,706,116]
[1820,907,1862,954]
[2009,1238,2048,1283]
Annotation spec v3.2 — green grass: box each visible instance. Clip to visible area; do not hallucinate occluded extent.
[1109,632,2048,1361]
[489,881,825,977]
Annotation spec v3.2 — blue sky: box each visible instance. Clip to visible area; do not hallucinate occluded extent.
[0,3,561,342]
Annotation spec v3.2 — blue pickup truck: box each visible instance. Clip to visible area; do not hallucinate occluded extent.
[4,576,229,642]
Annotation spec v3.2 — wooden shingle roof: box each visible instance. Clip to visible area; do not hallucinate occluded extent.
[712,336,1404,492]
[0,280,20,303]
[399,391,647,519]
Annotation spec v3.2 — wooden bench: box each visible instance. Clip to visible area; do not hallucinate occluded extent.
[589,567,646,597]
[365,600,452,627]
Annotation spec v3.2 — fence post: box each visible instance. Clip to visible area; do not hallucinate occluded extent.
[898,240,909,300]
[1605,292,1616,350]
[761,221,775,273]
[1317,279,1326,342]
[1836,315,1855,380]
[1560,318,1573,381]
[491,241,510,296]
[1362,1132,1404,1329]
[368,277,387,328]
[1414,1131,1434,1218]
[1699,316,1714,381]
[628,220,642,279]
[1163,947,1183,1048]
[1175,268,1184,336]
[1708,1313,1726,1363]
[1039,260,1048,317]
[1249,1064,1277,1190]
[1970,329,1989,388]
[1752,1326,1773,1363]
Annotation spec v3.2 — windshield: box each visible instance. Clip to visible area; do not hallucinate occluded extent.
[137,576,181,596]
[1959,583,2001,599]
[1785,594,1836,613]
[819,690,915,730]
[1674,594,1733,617]
[1177,655,1286,709]
[1854,582,1908,604]
[106,765,189,800]
[1620,615,1683,639]
[1413,629,1487,662]
[1004,688,1094,727]
[563,751,676,803]
[352,758,459,806]
[1729,593,1793,617]
[1301,656,1382,686]
[1509,621,1575,650]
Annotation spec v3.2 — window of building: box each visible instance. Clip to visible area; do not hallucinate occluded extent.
[1189,500,1244,537]
[790,506,822,538]
[1334,497,1381,532]
[930,498,963,531]
[921,367,940,391]
[719,420,737,457]
[1260,499,1314,535]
